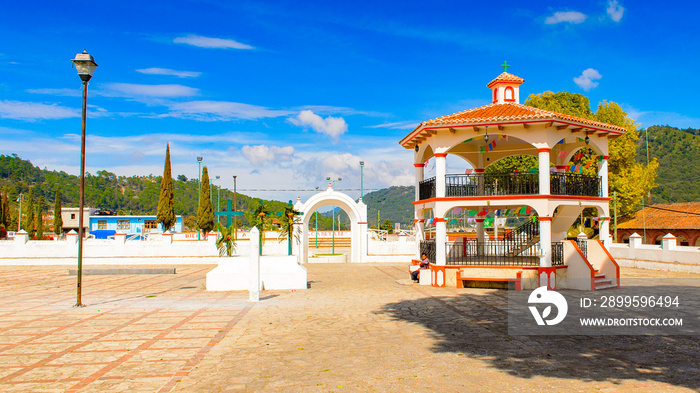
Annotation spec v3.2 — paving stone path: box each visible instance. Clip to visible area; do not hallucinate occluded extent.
[0,264,696,392]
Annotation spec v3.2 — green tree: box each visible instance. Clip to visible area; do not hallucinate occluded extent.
[24,188,35,238]
[53,189,63,235]
[196,166,215,236]
[278,203,302,255]
[525,92,658,217]
[246,200,272,252]
[0,190,5,239]
[35,195,44,240]
[2,190,10,231]
[215,222,236,256]
[157,143,176,232]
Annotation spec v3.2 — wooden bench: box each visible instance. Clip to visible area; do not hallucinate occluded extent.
[456,270,522,290]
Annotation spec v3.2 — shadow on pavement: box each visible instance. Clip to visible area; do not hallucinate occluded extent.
[377,287,700,390]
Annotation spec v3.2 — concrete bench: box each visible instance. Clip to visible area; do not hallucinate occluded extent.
[409,259,431,285]
[456,270,522,290]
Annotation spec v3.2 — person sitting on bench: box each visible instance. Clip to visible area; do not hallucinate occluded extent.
[412,253,430,282]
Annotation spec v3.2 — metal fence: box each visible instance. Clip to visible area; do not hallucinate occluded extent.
[576,238,588,258]
[551,242,564,266]
[417,171,602,200]
[445,239,541,266]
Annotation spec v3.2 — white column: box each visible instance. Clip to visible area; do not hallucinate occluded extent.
[435,219,447,266]
[539,218,552,267]
[599,156,609,198]
[476,219,485,243]
[249,227,261,302]
[415,207,424,259]
[435,153,446,198]
[538,149,550,195]
[414,163,424,201]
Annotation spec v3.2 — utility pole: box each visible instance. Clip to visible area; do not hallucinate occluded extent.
[613,191,618,243]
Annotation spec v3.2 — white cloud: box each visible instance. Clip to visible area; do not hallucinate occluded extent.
[0,100,79,121]
[289,110,348,142]
[607,0,624,22]
[166,101,292,121]
[135,68,202,78]
[545,11,587,24]
[26,88,82,97]
[367,121,420,130]
[173,34,254,50]
[105,83,199,98]
[241,145,295,167]
[573,68,602,91]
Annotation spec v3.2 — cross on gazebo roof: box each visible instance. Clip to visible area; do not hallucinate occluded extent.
[501,61,510,73]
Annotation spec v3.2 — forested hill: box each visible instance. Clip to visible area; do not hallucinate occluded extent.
[639,125,700,203]
[361,186,414,227]
[0,154,296,228]
[0,154,418,230]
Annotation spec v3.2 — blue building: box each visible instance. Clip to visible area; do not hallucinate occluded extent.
[88,215,183,238]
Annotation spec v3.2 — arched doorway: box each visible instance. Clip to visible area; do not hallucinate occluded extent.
[294,186,368,263]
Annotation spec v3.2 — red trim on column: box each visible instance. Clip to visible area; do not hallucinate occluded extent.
[555,165,567,170]
[603,156,609,160]
[418,219,425,223]
[475,219,485,223]
[433,218,446,223]
[474,169,485,173]
[434,153,447,158]
[414,163,425,167]
[537,148,551,153]
[356,222,367,224]
[538,217,552,221]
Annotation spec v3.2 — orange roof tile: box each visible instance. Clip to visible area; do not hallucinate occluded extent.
[618,202,700,230]
[486,72,524,88]
[400,102,626,146]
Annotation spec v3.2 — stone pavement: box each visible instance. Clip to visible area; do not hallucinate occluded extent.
[0,264,697,392]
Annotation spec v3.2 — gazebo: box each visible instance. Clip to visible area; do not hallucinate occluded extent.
[400,71,621,291]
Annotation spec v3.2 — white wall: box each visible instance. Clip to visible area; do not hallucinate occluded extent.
[609,242,700,274]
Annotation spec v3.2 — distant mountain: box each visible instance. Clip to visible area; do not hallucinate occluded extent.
[639,125,700,204]
[362,186,415,227]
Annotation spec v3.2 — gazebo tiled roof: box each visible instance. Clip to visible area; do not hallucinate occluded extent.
[400,102,627,147]
[619,202,700,230]
[486,72,524,87]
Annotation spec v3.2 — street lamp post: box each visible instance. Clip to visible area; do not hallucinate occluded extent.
[326,177,342,254]
[197,156,203,240]
[359,161,364,199]
[71,50,98,308]
[16,193,23,231]
[233,175,237,240]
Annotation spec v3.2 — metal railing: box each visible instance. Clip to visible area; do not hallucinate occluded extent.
[446,173,539,197]
[420,239,436,262]
[576,238,588,258]
[418,177,436,200]
[550,172,601,197]
[551,242,564,266]
[417,171,602,200]
[445,239,540,266]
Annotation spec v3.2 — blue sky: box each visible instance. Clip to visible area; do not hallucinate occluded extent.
[1,0,698,201]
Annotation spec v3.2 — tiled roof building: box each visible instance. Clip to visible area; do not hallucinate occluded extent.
[617,202,700,246]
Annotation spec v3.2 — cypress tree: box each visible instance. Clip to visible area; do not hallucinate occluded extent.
[3,190,11,231]
[36,195,44,240]
[157,143,176,232]
[0,190,4,230]
[196,166,215,236]
[54,189,63,235]
[24,188,35,238]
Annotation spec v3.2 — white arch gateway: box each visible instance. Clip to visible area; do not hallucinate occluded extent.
[294,185,368,263]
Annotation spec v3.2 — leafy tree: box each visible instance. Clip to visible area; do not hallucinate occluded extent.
[0,189,5,239]
[24,187,34,238]
[157,143,176,232]
[177,174,188,182]
[486,155,538,174]
[2,189,10,231]
[35,195,44,240]
[525,92,658,217]
[278,203,302,255]
[215,222,236,256]
[246,200,271,253]
[53,189,63,235]
[196,166,215,236]
[380,219,395,233]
